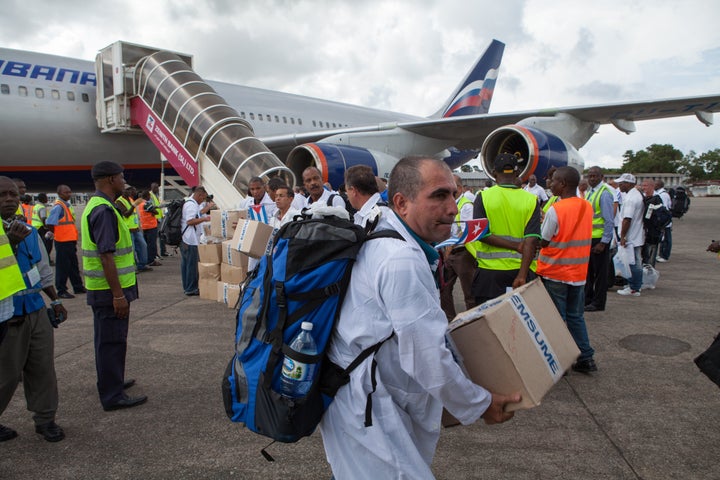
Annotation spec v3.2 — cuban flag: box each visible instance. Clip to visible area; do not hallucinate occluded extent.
[248,204,270,224]
[435,218,490,249]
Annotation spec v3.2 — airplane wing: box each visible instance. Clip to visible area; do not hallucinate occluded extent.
[260,94,720,153]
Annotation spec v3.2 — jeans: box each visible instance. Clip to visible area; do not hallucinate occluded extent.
[542,278,594,360]
[642,243,658,267]
[130,230,148,270]
[660,226,672,259]
[180,242,199,294]
[143,227,158,263]
[629,246,643,291]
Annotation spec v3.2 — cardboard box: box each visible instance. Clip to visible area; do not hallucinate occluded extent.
[221,263,246,284]
[221,240,250,270]
[217,282,241,309]
[445,279,580,419]
[199,279,219,301]
[211,209,247,239]
[230,219,275,259]
[198,243,222,264]
[198,262,221,281]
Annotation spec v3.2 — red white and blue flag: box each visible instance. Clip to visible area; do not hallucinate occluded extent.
[435,218,490,249]
[248,204,270,224]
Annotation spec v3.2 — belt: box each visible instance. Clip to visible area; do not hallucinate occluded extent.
[7,315,26,326]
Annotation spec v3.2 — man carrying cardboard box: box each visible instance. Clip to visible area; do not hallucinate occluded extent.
[537,166,597,374]
[319,157,519,479]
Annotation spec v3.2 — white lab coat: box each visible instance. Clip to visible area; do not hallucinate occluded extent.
[319,211,492,479]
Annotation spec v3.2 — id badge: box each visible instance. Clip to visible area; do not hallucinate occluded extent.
[26,266,41,286]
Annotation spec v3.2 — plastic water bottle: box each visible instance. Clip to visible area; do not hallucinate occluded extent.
[280,322,318,398]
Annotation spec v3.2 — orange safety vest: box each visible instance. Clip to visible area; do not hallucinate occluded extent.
[53,200,78,242]
[537,196,592,283]
[21,203,33,225]
[138,200,158,230]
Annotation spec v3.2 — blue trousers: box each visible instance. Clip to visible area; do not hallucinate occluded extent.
[660,226,672,259]
[143,227,158,263]
[180,242,199,294]
[130,230,148,270]
[629,246,643,291]
[542,278,594,360]
[92,305,129,407]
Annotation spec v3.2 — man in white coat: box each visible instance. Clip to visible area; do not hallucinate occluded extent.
[319,156,520,479]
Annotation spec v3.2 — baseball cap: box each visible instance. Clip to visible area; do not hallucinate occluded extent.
[493,153,519,173]
[617,173,636,184]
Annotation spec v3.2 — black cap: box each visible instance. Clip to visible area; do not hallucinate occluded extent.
[494,153,519,173]
[91,161,123,180]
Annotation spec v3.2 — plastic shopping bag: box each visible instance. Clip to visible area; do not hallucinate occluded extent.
[642,264,660,289]
[613,246,632,279]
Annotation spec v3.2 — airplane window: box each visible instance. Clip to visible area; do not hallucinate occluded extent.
[275,115,279,122]
[283,116,287,124]
[81,93,89,102]
[18,86,28,97]
[51,90,60,100]
[35,88,44,99]
[319,121,323,127]
[332,123,336,128]
[240,111,245,118]
[258,113,263,121]
[0,84,8,95]
[67,91,75,101]
[250,113,255,120]
[291,118,295,125]
[298,118,302,125]
[312,120,316,127]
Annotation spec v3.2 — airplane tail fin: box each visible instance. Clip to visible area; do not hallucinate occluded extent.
[432,39,504,118]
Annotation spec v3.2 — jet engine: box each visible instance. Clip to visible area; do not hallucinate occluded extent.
[480,125,583,187]
[286,143,398,188]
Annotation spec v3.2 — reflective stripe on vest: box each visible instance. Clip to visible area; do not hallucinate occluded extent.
[31,203,44,228]
[53,200,78,242]
[537,197,593,283]
[81,196,136,291]
[150,192,164,219]
[469,186,538,271]
[585,183,612,239]
[116,196,140,230]
[0,223,26,300]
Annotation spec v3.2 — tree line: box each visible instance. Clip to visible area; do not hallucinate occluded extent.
[593,144,720,181]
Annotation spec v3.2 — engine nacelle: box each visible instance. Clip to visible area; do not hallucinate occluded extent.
[286,143,399,189]
[480,125,584,187]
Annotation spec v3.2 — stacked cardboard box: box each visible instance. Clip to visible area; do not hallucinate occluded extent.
[198,242,222,301]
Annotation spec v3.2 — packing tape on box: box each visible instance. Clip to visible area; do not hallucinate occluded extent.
[221,211,230,238]
[509,294,563,381]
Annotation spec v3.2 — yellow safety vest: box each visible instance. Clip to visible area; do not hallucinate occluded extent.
[468,186,538,271]
[542,196,559,214]
[116,196,140,231]
[149,192,164,220]
[585,184,612,239]
[81,196,137,291]
[31,203,45,229]
[0,222,27,301]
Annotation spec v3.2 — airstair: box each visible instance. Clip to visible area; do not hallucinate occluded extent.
[95,41,294,208]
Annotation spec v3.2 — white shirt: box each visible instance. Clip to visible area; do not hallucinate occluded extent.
[241,192,277,219]
[462,190,476,203]
[656,188,673,228]
[303,189,346,209]
[320,212,491,479]
[620,187,645,247]
[352,192,385,229]
[181,198,202,246]
[270,207,300,229]
[524,183,549,202]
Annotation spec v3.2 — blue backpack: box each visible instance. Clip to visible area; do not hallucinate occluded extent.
[222,213,401,454]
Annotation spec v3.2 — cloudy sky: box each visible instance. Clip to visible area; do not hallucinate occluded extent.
[2,0,719,169]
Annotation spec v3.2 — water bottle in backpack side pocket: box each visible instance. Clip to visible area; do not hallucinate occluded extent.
[280,322,318,398]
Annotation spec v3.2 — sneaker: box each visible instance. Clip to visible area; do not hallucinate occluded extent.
[572,358,598,374]
[57,291,75,299]
[656,257,668,263]
[35,421,65,442]
[617,287,641,297]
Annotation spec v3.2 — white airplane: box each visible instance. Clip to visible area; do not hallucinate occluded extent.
[1,39,719,205]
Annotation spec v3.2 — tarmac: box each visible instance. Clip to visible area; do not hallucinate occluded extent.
[2,198,720,480]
